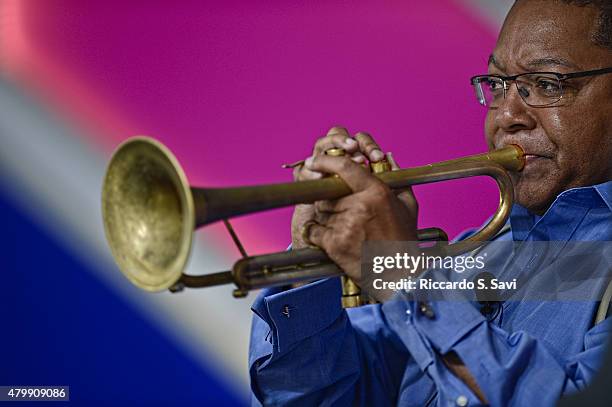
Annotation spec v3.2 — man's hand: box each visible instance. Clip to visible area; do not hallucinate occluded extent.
[291,126,383,249]
[293,127,419,285]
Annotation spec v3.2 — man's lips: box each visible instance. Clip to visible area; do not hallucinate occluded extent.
[497,144,551,159]
[496,139,553,160]
[522,153,552,168]
[524,153,546,159]
[497,144,553,171]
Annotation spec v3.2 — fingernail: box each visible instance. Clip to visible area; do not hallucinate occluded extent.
[351,155,366,163]
[305,156,314,169]
[344,138,357,146]
[386,152,399,170]
[371,149,384,161]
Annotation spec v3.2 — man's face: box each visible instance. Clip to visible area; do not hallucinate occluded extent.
[486,0,612,214]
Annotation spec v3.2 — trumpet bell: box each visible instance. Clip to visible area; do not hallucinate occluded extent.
[102,137,194,291]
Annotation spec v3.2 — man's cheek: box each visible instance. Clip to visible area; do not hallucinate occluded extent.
[484,115,496,149]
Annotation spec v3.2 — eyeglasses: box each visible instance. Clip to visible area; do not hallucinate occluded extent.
[470,67,612,108]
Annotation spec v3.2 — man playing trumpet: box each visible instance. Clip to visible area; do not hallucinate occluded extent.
[249,0,612,405]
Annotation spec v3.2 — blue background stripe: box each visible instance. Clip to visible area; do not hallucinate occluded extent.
[0,188,244,406]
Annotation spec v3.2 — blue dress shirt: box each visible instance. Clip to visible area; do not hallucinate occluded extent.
[249,181,612,406]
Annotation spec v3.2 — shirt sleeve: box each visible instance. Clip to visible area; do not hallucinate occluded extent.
[249,277,433,406]
[249,275,610,406]
[382,293,612,407]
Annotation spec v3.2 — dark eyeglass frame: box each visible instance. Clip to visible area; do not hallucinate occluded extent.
[470,66,612,107]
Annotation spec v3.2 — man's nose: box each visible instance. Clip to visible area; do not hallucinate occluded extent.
[493,83,537,133]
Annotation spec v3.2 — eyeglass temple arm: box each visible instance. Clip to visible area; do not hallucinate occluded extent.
[561,66,612,80]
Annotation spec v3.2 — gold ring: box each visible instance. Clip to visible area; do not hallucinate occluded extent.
[300,220,320,248]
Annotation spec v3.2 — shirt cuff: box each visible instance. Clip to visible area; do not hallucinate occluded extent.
[381,289,487,368]
[410,300,487,354]
[251,277,343,354]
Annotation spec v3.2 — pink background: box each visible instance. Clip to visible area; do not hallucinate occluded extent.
[3,0,499,256]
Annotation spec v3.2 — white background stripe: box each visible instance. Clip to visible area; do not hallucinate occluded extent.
[0,77,253,400]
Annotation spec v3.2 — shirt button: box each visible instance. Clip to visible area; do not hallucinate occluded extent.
[282,305,293,318]
[418,302,435,319]
[405,308,411,315]
[456,395,468,406]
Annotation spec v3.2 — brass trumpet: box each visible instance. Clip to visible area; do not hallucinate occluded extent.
[101,136,524,303]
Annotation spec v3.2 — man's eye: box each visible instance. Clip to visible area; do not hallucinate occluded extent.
[535,79,561,93]
[486,80,503,91]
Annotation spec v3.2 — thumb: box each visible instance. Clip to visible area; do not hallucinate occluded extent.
[386,152,401,171]
[386,152,417,206]
[397,189,418,212]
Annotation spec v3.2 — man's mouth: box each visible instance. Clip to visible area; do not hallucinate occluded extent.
[520,153,552,170]
[524,153,545,161]
[495,140,554,171]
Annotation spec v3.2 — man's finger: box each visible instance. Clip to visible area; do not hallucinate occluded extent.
[386,152,400,170]
[386,152,416,206]
[314,127,358,155]
[326,126,350,138]
[293,158,323,181]
[351,152,367,164]
[354,131,385,162]
[307,222,332,249]
[397,190,418,211]
[306,154,381,193]
[314,198,348,214]
[294,150,364,182]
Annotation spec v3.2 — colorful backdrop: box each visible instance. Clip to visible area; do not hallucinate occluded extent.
[0,1,512,405]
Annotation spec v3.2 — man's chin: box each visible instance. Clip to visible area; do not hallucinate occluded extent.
[512,176,557,215]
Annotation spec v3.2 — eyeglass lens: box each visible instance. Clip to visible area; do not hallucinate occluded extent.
[474,73,563,107]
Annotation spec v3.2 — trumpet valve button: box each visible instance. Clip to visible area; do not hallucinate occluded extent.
[370,159,391,174]
[324,147,346,157]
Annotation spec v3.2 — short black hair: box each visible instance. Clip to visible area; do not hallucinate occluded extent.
[560,0,612,50]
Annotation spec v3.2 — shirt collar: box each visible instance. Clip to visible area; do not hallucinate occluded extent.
[593,180,612,211]
[510,180,611,241]
[553,180,612,211]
